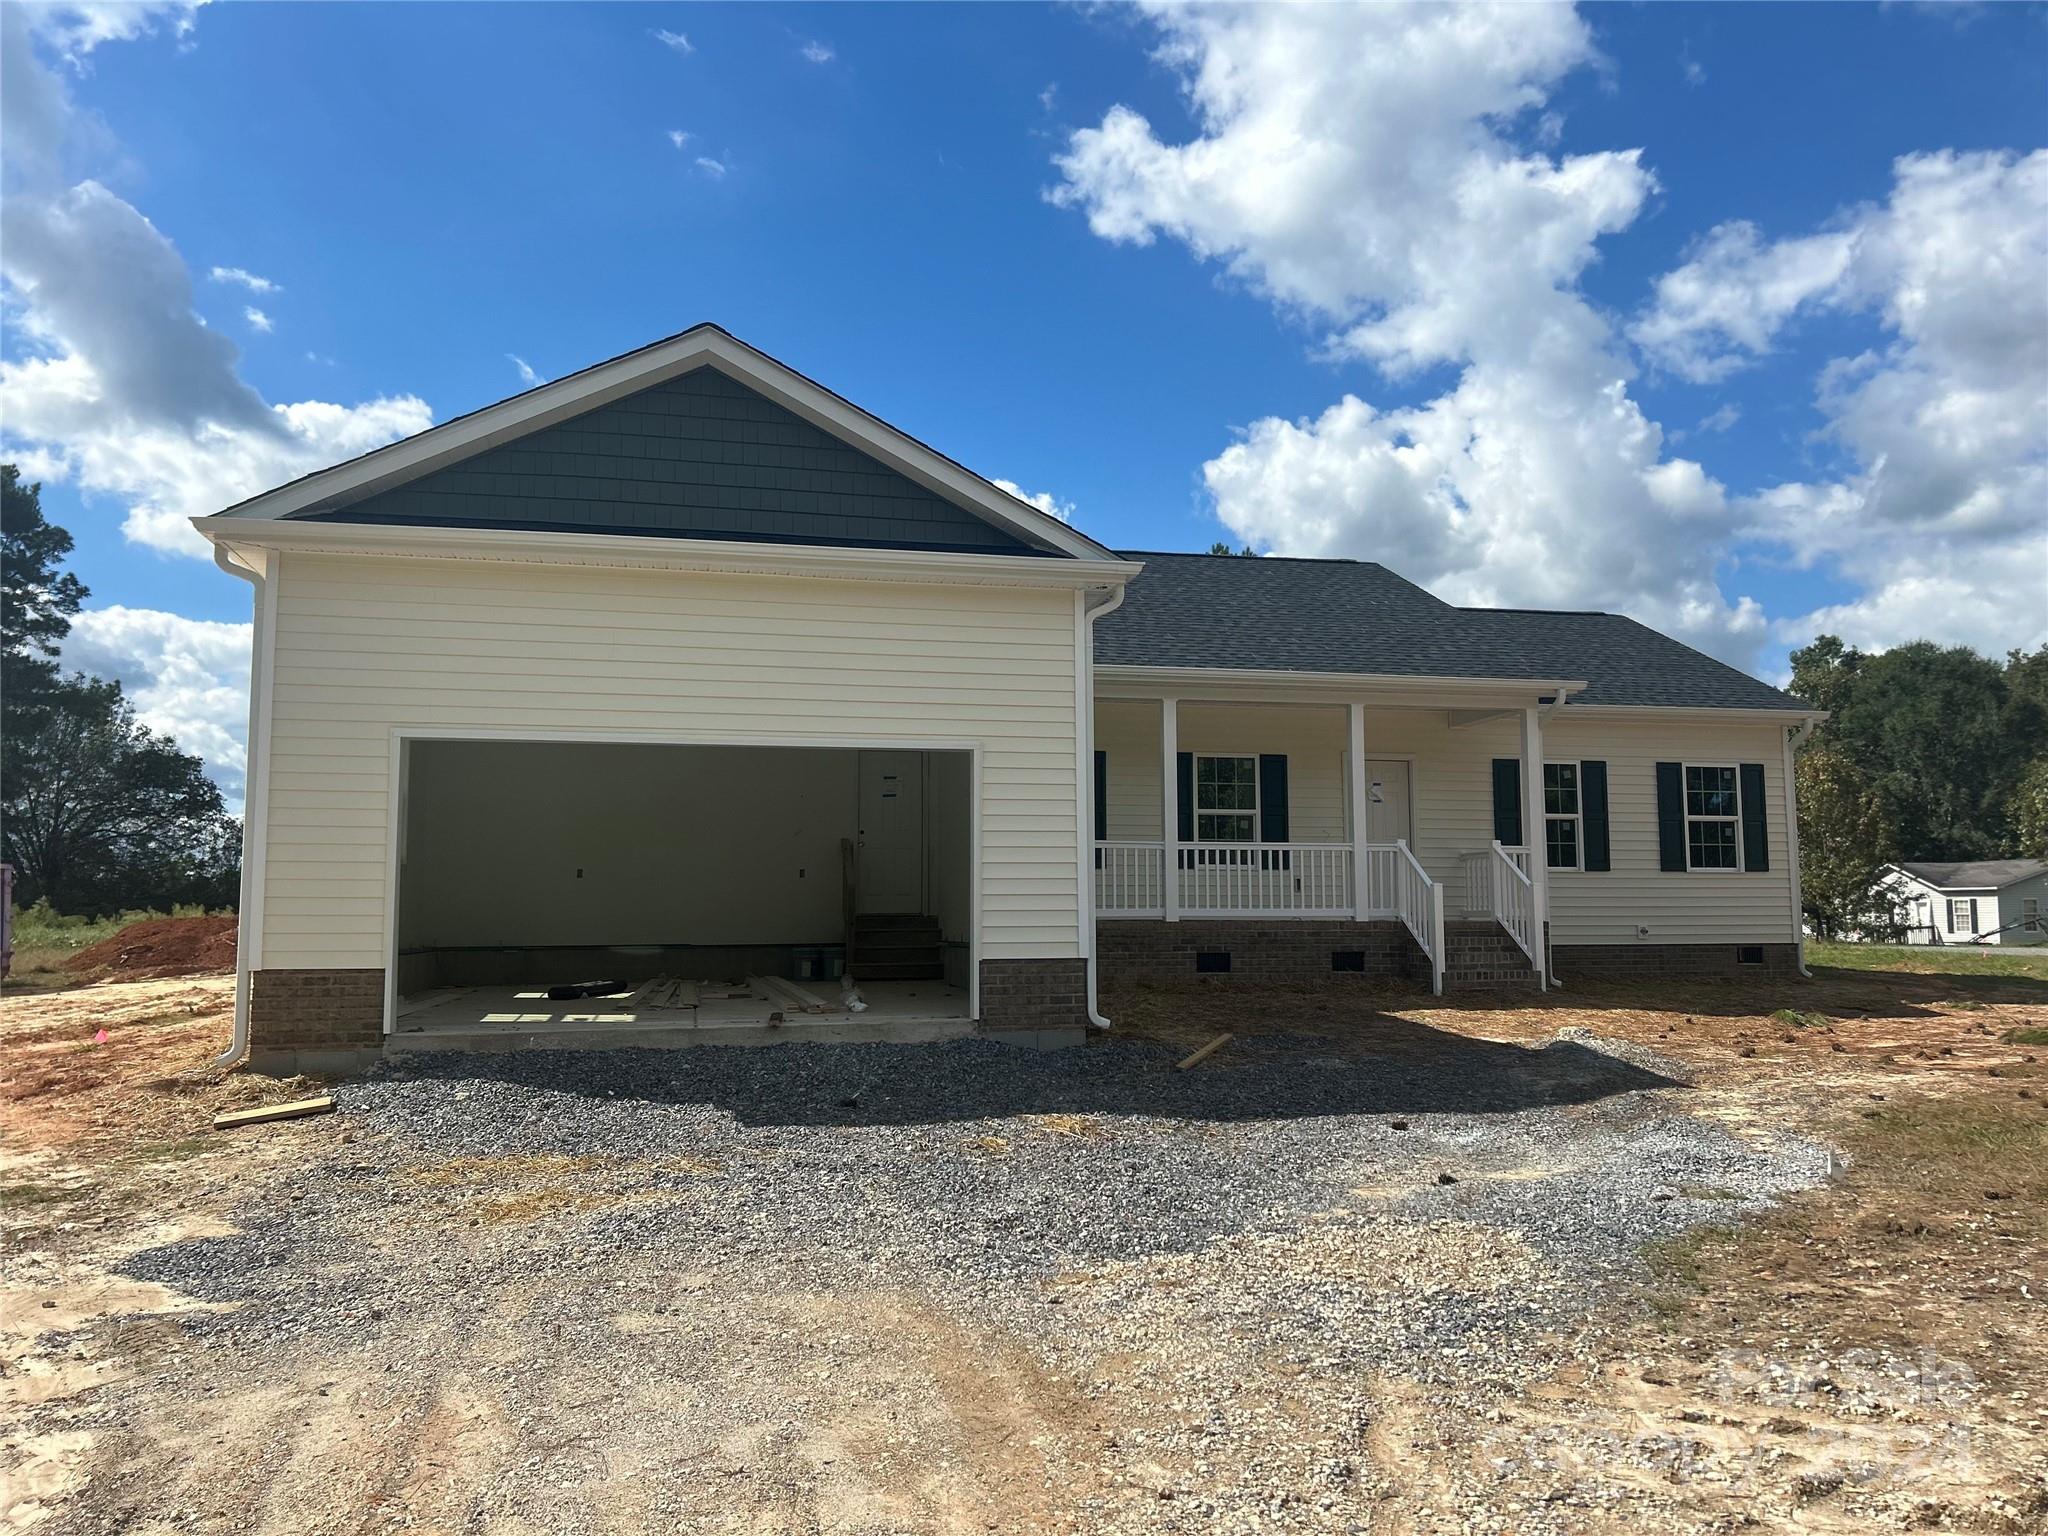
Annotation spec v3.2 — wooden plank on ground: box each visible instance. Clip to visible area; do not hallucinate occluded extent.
[1175,1034,1233,1072]
[753,975,829,1015]
[213,1096,335,1130]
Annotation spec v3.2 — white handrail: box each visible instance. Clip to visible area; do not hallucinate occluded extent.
[1392,840,1444,995]
[1486,838,1539,968]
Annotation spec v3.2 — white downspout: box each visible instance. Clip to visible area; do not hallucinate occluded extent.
[1785,716,1819,978]
[212,544,272,1068]
[1079,582,1128,1030]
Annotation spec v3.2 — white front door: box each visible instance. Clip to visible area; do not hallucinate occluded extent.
[857,750,924,913]
[1365,759,1412,845]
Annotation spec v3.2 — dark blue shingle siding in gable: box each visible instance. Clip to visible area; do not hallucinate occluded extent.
[1096,551,1809,712]
[292,365,1051,555]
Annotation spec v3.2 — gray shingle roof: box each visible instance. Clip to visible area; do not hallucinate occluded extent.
[1895,859,2048,890]
[1096,552,1810,711]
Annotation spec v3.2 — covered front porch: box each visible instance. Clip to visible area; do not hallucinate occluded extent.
[1092,679,1569,992]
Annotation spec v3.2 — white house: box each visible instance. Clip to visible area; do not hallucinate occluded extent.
[1876,861,2048,946]
[197,326,1825,1070]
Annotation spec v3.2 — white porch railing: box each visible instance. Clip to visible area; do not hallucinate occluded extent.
[1093,841,1444,987]
[1391,840,1447,994]
[1177,843,1354,917]
[1463,839,1538,970]
[1095,841,1168,916]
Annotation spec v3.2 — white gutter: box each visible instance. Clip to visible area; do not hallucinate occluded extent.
[1785,715,1821,977]
[212,544,274,1067]
[1078,582,1128,1030]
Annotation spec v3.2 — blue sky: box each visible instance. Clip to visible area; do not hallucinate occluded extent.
[3,2,2044,800]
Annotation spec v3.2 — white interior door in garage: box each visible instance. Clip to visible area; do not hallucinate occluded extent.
[857,750,925,913]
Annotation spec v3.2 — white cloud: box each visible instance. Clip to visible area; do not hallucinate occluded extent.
[651,28,693,55]
[1,180,432,557]
[61,605,253,804]
[799,40,834,65]
[694,156,727,178]
[209,264,278,294]
[508,353,541,387]
[991,478,1075,524]
[1631,221,1857,382]
[1695,403,1740,435]
[667,128,691,149]
[1682,55,1706,87]
[1712,151,2048,654]
[242,304,272,333]
[1039,82,1058,113]
[1050,2,1766,662]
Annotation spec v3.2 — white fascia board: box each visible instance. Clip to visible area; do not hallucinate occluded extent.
[1556,703,1829,725]
[195,517,1140,591]
[1094,663,1587,703]
[203,324,1120,564]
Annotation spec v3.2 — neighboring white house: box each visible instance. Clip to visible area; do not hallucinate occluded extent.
[1876,861,2048,947]
[196,325,1826,1070]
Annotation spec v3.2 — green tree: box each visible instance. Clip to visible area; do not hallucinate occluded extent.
[1792,635,2033,861]
[2,463,89,705]
[1795,742,1899,939]
[2008,757,2048,860]
[1206,541,1257,556]
[1,466,241,915]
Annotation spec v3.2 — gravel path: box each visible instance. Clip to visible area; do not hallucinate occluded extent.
[62,1029,1832,1534]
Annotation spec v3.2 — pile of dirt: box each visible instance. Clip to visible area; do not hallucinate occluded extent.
[65,916,238,980]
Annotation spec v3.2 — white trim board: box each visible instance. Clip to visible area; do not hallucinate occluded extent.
[197,518,1137,592]
[201,324,1118,564]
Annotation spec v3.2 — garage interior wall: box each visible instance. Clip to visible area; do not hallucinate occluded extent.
[397,740,969,989]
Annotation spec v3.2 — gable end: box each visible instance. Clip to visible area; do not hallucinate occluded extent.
[291,365,1051,556]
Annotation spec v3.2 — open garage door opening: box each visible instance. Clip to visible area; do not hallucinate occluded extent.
[390,739,975,1044]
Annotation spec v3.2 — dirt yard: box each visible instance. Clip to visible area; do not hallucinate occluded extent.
[3,955,2044,1535]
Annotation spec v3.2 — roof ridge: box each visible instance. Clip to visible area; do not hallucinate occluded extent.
[1115,549,1394,569]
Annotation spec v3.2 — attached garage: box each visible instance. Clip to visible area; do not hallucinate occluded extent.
[389,737,977,1042]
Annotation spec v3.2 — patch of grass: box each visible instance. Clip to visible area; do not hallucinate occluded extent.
[1999,1026,2048,1046]
[1770,1008,1831,1029]
[1850,1097,2048,1195]
[0,1182,77,1210]
[1642,1225,1738,1292]
[1807,939,2048,980]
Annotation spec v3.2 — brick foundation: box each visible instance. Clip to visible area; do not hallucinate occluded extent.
[1552,942,1802,982]
[248,968,385,1069]
[978,958,1090,1032]
[1097,920,1427,985]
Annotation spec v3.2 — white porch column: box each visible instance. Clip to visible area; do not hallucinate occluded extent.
[1161,696,1180,922]
[1348,702,1369,919]
[1521,705,1550,988]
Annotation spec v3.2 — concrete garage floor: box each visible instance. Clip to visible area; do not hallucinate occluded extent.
[389,978,975,1052]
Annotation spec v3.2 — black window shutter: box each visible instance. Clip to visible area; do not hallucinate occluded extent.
[1176,752,1194,844]
[1655,762,1686,871]
[1093,750,1107,842]
[1581,760,1611,872]
[1740,762,1769,871]
[1258,755,1290,843]
[1491,759,1522,847]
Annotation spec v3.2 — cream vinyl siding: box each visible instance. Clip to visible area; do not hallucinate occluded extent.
[1095,700,1349,843]
[260,552,1082,969]
[1540,713,1794,945]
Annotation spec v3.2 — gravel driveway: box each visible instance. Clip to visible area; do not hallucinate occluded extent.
[54,1028,1828,1535]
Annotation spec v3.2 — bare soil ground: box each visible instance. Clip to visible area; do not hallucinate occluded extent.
[3,958,2044,1534]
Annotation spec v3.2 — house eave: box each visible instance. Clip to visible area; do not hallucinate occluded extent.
[1093,662,1588,702]
[194,517,1141,590]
